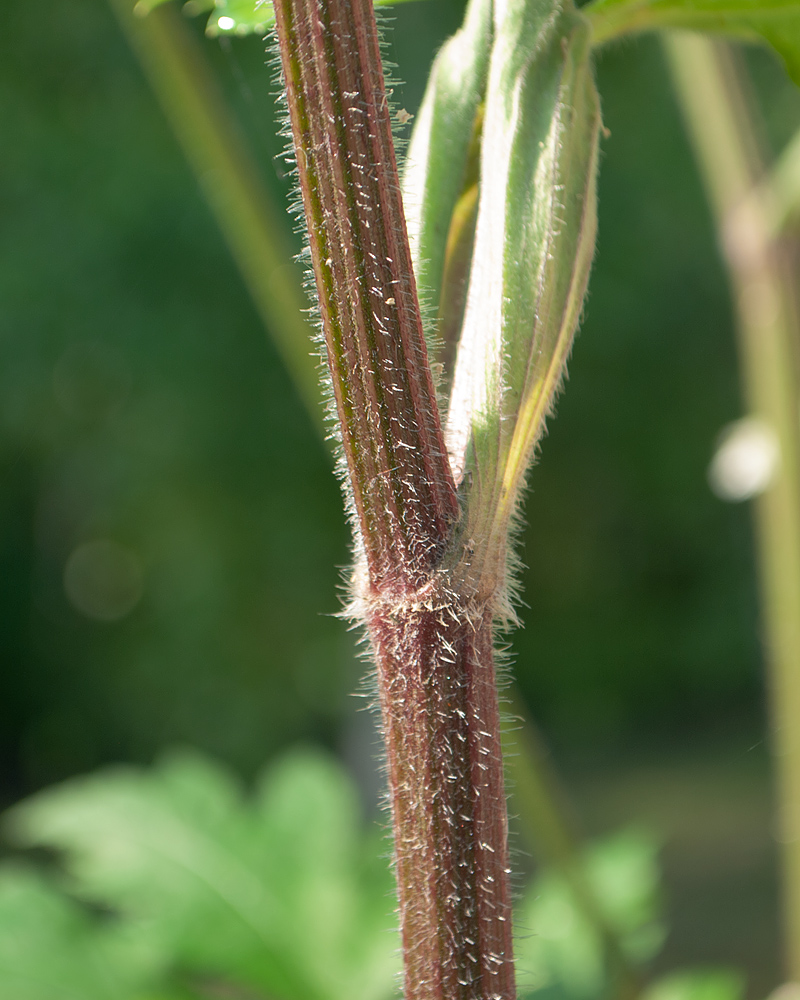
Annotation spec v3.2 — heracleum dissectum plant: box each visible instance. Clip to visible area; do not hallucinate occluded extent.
[272,0,599,996]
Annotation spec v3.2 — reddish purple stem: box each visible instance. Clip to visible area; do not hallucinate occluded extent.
[369,596,515,1000]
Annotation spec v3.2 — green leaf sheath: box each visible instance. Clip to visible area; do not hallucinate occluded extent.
[445,0,600,614]
[272,0,458,594]
[436,168,482,399]
[402,0,493,335]
[584,0,800,85]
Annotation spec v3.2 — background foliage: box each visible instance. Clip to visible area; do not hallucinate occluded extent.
[0,747,665,1000]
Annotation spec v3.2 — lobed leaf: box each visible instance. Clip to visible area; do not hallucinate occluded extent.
[1,753,673,1000]
[5,750,399,1000]
[0,865,162,1000]
[584,0,800,85]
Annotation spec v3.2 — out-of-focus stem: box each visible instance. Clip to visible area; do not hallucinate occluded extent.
[767,127,800,236]
[665,33,800,978]
[108,0,322,433]
[502,694,642,1000]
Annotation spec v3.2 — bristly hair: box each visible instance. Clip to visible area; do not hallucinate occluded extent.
[270,33,409,939]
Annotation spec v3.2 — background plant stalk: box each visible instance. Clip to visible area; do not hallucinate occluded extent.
[271,0,516,996]
[666,34,800,978]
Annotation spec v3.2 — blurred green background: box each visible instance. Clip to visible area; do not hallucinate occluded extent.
[2,0,799,992]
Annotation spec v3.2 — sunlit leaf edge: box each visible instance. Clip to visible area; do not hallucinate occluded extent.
[583,0,800,85]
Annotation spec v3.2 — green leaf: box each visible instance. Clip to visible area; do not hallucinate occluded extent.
[514,829,665,1000]
[6,749,400,1000]
[132,0,421,40]
[202,0,273,37]
[0,865,161,1000]
[584,0,800,84]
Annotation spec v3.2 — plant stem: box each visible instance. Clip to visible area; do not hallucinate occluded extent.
[108,0,323,433]
[271,1,516,996]
[272,0,458,587]
[665,33,800,978]
[371,601,514,1000]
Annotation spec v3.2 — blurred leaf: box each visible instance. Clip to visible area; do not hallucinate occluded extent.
[586,828,664,961]
[132,0,420,39]
[642,970,745,1000]
[200,0,273,37]
[132,0,270,36]
[585,0,800,84]
[0,864,163,1000]
[514,829,664,999]
[5,749,400,1000]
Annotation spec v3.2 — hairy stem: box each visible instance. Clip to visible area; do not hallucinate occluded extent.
[273,0,457,589]
[370,596,514,1000]
[272,0,516,996]
[665,34,800,978]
